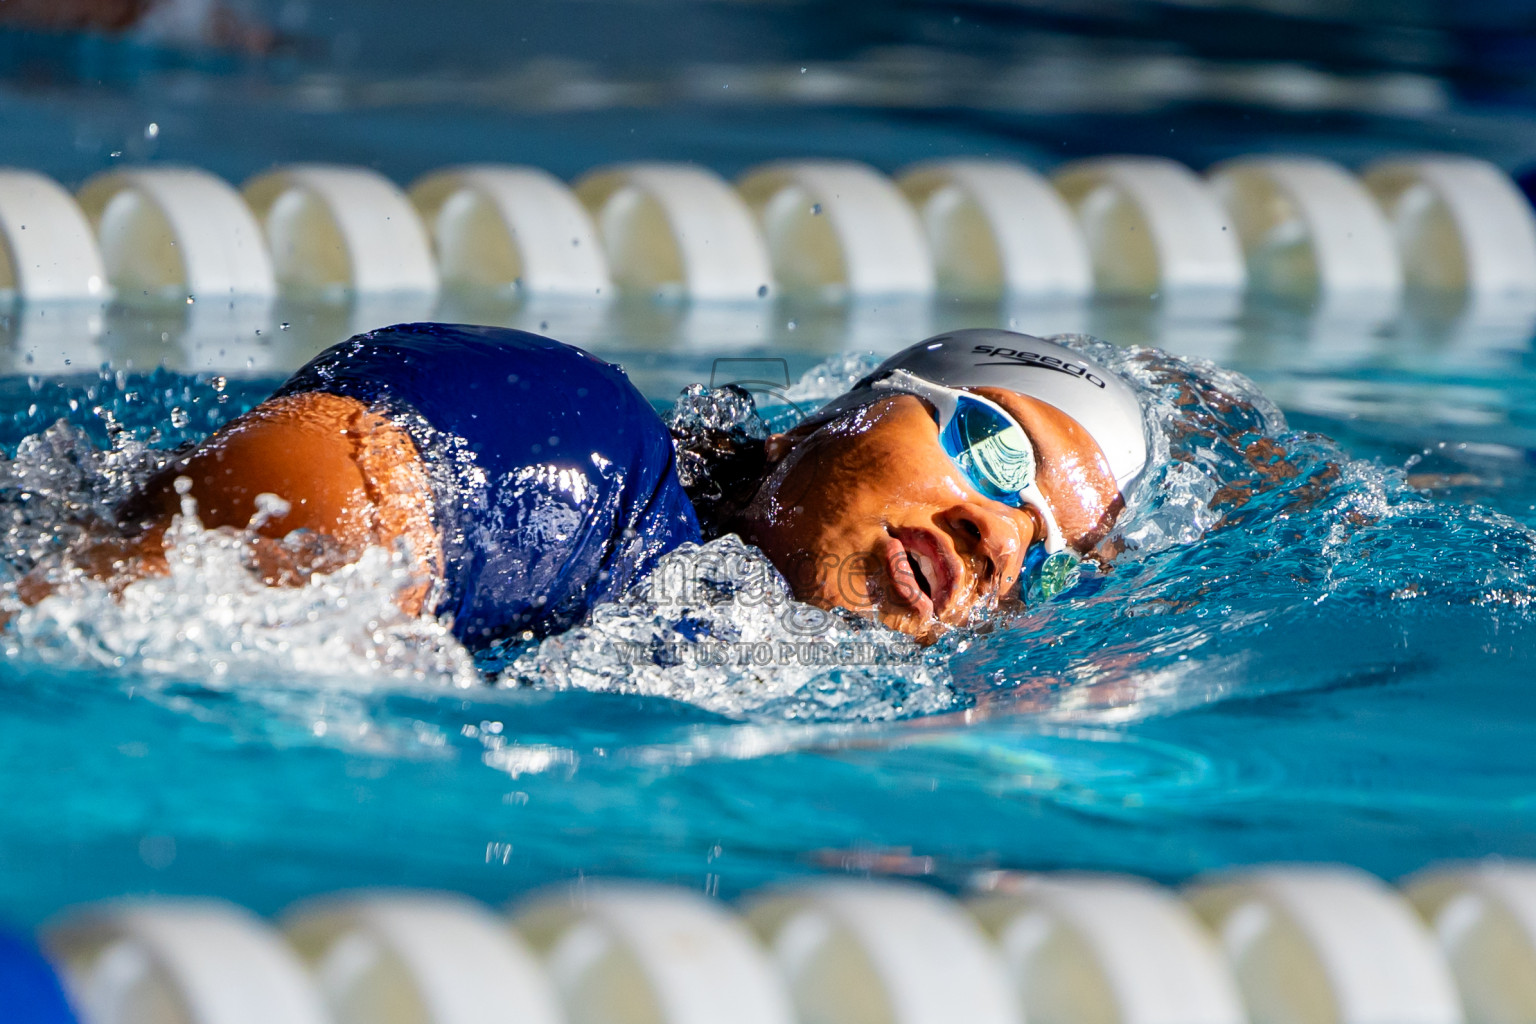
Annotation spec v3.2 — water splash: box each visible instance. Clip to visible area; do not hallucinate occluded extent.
[4,502,479,690]
[944,335,1536,724]
[0,373,479,691]
[497,534,952,720]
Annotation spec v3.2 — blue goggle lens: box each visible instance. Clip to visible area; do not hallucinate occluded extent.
[940,398,1036,505]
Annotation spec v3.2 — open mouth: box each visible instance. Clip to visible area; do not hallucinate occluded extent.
[906,553,933,599]
[879,527,959,620]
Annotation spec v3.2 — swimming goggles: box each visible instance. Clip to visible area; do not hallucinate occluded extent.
[872,368,1070,556]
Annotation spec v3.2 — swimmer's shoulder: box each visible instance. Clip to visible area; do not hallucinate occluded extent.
[277,323,637,415]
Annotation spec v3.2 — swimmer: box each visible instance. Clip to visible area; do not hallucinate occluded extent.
[38,324,1146,646]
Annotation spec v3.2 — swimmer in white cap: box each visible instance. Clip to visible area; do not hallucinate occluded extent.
[30,326,1143,649]
[732,328,1146,642]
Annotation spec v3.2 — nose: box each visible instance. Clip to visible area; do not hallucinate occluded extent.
[937,502,1030,594]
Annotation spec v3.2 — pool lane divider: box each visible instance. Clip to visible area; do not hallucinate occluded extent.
[1208,156,1405,304]
[0,154,1532,312]
[517,882,797,1024]
[1363,157,1536,301]
[77,167,276,304]
[43,899,330,1024]
[1052,156,1249,299]
[17,859,1536,1024]
[1187,865,1463,1024]
[898,159,1095,300]
[285,891,564,1024]
[744,879,1019,1024]
[576,163,774,303]
[242,164,440,301]
[412,165,611,299]
[972,870,1246,1024]
[0,170,108,302]
[738,159,937,299]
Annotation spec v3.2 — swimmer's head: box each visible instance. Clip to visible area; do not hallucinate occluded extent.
[738,330,1146,642]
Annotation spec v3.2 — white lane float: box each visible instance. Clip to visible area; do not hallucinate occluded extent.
[411,165,610,298]
[1187,864,1464,1024]
[513,881,796,1024]
[898,159,1093,299]
[744,879,1020,1024]
[738,159,935,298]
[970,871,1245,1024]
[1362,156,1536,300]
[1052,156,1247,298]
[1405,860,1536,1024]
[284,891,563,1024]
[0,169,107,302]
[575,162,772,301]
[243,164,439,299]
[42,899,330,1024]
[1207,155,1403,302]
[77,167,275,305]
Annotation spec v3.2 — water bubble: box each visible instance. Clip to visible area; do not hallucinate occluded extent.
[786,320,797,331]
[138,835,175,870]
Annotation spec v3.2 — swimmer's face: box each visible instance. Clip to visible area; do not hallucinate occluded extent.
[739,387,1123,643]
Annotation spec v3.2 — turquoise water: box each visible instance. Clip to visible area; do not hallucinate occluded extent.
[4,0,1536,934]
[2,293,1535,929]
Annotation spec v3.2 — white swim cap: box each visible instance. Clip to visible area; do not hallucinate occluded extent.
[821,329,1148,492]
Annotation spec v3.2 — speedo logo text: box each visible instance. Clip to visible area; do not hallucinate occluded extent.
[971,345,1107,388]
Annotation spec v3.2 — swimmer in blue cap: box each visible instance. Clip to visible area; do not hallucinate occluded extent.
[51,324,1145,645]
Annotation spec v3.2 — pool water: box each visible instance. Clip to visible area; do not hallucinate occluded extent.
[3,291,1536,930]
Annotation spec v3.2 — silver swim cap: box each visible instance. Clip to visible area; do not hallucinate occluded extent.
[822,329,1148,492]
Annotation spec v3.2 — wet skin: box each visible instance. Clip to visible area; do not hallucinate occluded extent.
[737,387,1124,643]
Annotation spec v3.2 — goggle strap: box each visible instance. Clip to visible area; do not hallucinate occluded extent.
[1019,480,1069,554]
[873,370,957,422]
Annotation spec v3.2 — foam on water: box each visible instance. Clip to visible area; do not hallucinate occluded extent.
[497,534,950,719]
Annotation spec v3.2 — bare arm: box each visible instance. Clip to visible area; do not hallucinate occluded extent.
[27,392,441,613]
